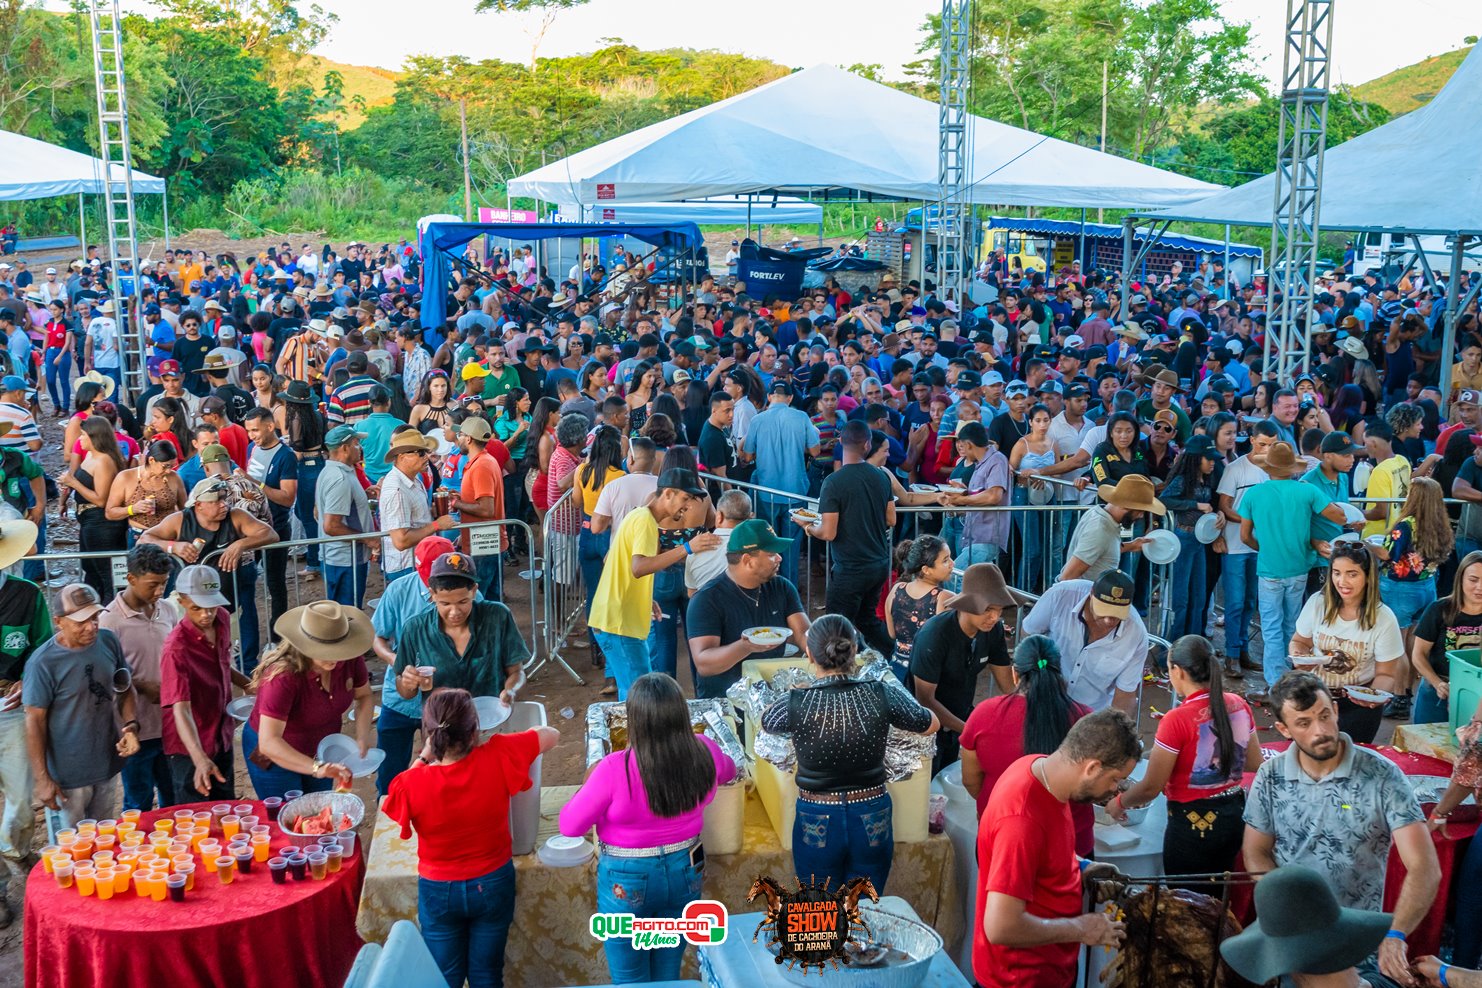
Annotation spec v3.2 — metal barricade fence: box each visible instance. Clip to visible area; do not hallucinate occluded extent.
[28,518,540,676]
[536,488,587,686]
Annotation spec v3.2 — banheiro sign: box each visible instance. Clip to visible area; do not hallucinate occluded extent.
[477,207,537,223]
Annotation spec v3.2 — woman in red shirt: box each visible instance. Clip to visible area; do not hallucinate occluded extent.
[1109,635,1261,877]
[42,298,74,414]
[959,635,1094,854]
[385,689,559,988]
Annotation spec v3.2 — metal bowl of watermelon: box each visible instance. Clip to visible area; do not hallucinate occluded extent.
[276,792,365,849]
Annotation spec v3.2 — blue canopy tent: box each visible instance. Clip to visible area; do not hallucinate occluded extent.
[419,220,705,333]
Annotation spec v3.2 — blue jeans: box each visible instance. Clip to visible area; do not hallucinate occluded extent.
[376,704,421,796]
[1222,554,1257,654]
[383,567,415,585]
[940,513,963,556]
[294,456,325,570]
[474,551,502,602]
[591,630,651,700]
[951,541,1000,591]
[419,861,517,988]
[1167,530,1208,641]
[578,526,609,620]
[1378,573,1436,628]
[241,721,333,800]
[792,792,895,896]
[759,496,803,587]
[120,736,174,811]
[43,346,71,411]
[1011,487,1049,593]
[1456,822,1482,968]
[225,562,260,674]
[595,847,703,984]
[647,562,687,680]
[324,558,369,608]
[1258,575,1306,686]
[1411,678,1449,725]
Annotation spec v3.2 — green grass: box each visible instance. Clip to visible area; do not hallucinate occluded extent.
[297,55,401,130]
[1352,46,1470,115]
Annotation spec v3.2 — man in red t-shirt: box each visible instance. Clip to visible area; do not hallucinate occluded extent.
[454,416,506,601]
[974,708,1142,988]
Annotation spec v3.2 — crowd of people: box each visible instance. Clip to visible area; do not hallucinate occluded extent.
[1,238,1480,988]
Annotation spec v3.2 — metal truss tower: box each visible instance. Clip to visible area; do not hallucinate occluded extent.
[1264,0,1333,383]
[87,0,147,397]
[936,0,972,305]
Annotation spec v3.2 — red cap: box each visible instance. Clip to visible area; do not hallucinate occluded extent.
[158,359,181,376]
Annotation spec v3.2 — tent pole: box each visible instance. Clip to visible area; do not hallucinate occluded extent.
[78,193,86,254]
[1078,209,1086,270]
[162,187,170,252]
[1120,217,1134,318]
[746,196,752,242]
[1441,234,1468,416]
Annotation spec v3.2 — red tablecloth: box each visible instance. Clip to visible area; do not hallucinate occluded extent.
[24,800,365,988]
[1232,742,1479,958]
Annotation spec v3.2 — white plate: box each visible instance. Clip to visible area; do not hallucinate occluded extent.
[1027,483,1053,505]
[1364,534,1387,547]
[347,704,382,723]
[909,484,939,495]
[475,695,512,731]
[315,733,387,778]
[1338,501,1366,524]
[1194,513,1222,545]
[1142,528,1181,565]
[743,626,789,648]
[1344,686,1394,705]
[537,834,593,867]
[1333,532,1361,544]
[1290,654,1326,669]
[790,509,821,525]
[226,696,255,722]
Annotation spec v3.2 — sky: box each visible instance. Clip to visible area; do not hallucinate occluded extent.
[94,0,1476,87]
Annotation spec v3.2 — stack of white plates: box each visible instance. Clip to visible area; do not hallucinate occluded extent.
[537,835,593,867]
[315,733,386,778]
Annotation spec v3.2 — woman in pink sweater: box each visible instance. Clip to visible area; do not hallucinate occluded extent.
[560,673,736,984]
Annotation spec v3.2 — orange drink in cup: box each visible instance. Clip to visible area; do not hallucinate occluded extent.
[215,856,235,885]
[221,815,240,839]
[171,854,192,873]
[251,834,271,863]
[53,862,74,889]
[113,862,132,895]
[39,847,58,873]
[98,819,116,836]
[74,864,96,896]
[95,835,116,852]
[149,870,168,901]
[134,869,150,897]
[174,809,194,825]
[92,851,114,868]
[155,817,174,835]
[94,868,115,900]
[120,809,142,825]
[116,820,136,837]
[192,811,211,829]
[177,862,195,891]
[71,839,94,860]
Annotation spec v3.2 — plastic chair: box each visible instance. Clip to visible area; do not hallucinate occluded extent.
[341,941,381,988]
[360,920,447,988]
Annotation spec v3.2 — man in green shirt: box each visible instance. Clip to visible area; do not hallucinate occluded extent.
[1238,442,1348,694]
[1135,366,1192,443]
[391,552,528,705]
[481,342,521,402]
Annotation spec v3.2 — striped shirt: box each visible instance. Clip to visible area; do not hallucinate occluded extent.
[327,375,380,425]
[0,402,40,449]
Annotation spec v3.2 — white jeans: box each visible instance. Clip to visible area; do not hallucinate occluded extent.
[0,707,34,865]
[43,775,121,843]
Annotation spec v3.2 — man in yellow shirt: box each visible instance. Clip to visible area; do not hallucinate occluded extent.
[588,468,719,698]
[1362,420,1410,539]
[1451,338,1482,400]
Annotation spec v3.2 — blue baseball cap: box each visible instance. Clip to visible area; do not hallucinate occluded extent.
[325,424,367,448]
[143,303,161,316]
[0,376,25,392]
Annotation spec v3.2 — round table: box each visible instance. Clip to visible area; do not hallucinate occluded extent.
[24,800,365,988]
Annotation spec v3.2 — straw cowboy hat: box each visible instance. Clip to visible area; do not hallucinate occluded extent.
[78,370,116,400]
[194,347,245,373]
[273,600,373,661]
[1339,336,1368,359]
[383,429,439,464]
[946,563,1031,614]
[1097,474,1166,515]
[312,283,334,298]
[0,519,38,571]
[1117,322,1149,341]
[1137,365,1184,392]
[1220,867,1390,984]
[1251,441,1304,478]
[96,299,115,314]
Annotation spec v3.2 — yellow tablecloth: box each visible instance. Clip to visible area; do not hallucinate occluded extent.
[1392,722,1459,764]
[357,787,962,988]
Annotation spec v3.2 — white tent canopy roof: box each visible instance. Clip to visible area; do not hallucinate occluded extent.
[552,195,823,225]
[0,129,164,202]
[510,64,1220,211]
[1146,45,1482,236]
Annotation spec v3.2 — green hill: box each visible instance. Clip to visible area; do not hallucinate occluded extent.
[1352,46,1470,115]
[298,55,401,130]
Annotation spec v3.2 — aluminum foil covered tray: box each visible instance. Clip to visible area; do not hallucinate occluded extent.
[585,698,746,773]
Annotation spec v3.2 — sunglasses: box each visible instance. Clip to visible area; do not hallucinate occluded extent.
[1153,423,1175,434]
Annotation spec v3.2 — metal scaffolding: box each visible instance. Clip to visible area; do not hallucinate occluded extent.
[936,0,972,304]
[87,0,147,398]
[1264,0,1334,382]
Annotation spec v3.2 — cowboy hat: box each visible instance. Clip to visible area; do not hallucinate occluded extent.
[1117,322,1149,341]
[1339,336,1367,359]
[0,519,38,571]
[946,563,1031,614]
[1220,866,1390,984]
[79,370,116,400]
[194,347,245,373]
[1096,474,1166,515]
[203,299,225,312]
[549,292,571,308]
[1251,441,1304,478]
[281,380,315,404]
[312,283,334,298]
[97,299,115,314]
[1137,366,1184,391]
[383,430,439,463]
[273,600,373,661]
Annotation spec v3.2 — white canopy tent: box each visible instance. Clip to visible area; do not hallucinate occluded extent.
[1143,46,1482,236]
[0,128,167,254]
[509,64,1221,210]
[551,195,823,227]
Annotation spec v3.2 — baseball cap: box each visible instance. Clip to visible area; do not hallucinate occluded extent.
[0,376,25,393]
[185,478,230,507]
[656,468,706,498]
[56,583,104,622]
[158,359,181,377]
[143,303,161,316]
[1005,380,1030,397]
[1320,432,1360,455]
[1036,380,1063,396]
[1088,570,1135,620]
[177,565,230,608]
[200,395,227,415]
[1183,435,1220,461]
[460,362,490,381]
[44,267,56,275]
[199,443,232,465]
[429,551,477,584]
[1459,390,1482,406]
[1065,383,1091,398]
[459,417,493,442]
[982,371,1005,386]
[955,370,982,390]
[769,380,792,397]
[325,424,367,449]
[729,519,793,555]
[1064,334,1085,349]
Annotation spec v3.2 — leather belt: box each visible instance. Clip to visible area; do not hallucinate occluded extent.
[797,785,887,804]
[596,835,700,859]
